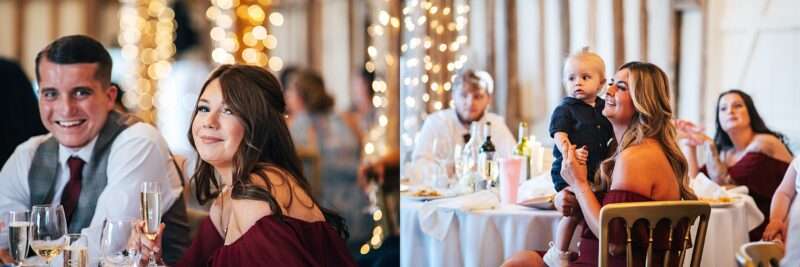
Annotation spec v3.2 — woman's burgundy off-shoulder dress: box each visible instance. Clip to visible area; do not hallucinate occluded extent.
[700,152,790,241]
[176,215,357,267]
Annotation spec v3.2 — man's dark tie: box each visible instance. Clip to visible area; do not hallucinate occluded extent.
[61,156,85,224]
[462,134,471,144]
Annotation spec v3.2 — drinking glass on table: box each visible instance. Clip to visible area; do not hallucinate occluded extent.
[140,182,160,267]
[100,219,140,267]
[6,209,30,267]
[431,137,454,187]
[30,205,68,266]
[63,233,88,267]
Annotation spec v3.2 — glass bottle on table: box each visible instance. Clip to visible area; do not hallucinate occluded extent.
[459,122,483,191]
[6,209,30,267]
[479,122,497,190]
[513,122,531,180]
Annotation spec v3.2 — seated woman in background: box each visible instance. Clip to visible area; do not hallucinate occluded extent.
[139,64,356,266]
[503,62,696,267]
[285,70,373,254]
[676,89,793,241]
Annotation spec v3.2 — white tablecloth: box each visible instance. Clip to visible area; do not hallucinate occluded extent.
[400,195,763,267]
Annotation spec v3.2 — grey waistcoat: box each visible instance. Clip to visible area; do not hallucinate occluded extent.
[28,111,189,264]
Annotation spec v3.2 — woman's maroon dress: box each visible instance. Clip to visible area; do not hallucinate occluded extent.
[176,215,357,267]
[701,152,790,240]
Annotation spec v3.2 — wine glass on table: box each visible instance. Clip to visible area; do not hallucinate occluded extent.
[6,209,30,267]
[100,219,140,267]
[431,137,454,188]
[140,182,161,267]
[29,205,68,266]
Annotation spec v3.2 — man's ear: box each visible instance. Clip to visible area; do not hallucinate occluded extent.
[105,84,119,109]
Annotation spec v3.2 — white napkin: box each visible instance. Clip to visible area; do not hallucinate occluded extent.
[690,173,729,199]
[726,185,749,196]
[516,173,557,202]
[418,190,499,240]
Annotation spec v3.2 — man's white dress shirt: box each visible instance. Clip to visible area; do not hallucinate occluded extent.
[0,123,182,262]
[411,108,516,169]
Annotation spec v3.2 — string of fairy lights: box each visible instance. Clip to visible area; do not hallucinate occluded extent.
[118,0,176,123]
[400,0,470,159]
[206,0,284,70]
[359,0,398,256]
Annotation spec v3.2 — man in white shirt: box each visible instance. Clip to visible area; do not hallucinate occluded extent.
[0,35,188,264]
[411,70,516,172]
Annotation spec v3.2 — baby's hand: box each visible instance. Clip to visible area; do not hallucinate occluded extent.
[576,146,588,165]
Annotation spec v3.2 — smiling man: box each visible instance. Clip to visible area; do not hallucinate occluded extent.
[0,35,188,264]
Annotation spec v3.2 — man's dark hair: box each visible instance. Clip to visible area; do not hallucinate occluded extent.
[35,35,112,86]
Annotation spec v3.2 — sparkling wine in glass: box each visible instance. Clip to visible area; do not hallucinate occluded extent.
[6,210,30,267]
[30,205,68,265]
[63,233,88,267]
[140,182,160,241]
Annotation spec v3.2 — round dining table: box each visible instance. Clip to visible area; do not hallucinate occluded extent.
[400,193,763,267]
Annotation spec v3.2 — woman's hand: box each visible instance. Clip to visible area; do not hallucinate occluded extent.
[762,220,786,243]
[134,220,165,265]
[561,144,589,188]
[674,119,709,146]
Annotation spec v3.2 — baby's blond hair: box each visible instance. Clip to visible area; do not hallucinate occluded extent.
[563,46,606,81]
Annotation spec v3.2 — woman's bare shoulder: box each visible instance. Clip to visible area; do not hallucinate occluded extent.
[611,140,672,196]
[751,134,792,161]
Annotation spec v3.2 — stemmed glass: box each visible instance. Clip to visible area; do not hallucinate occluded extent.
[6,209,30,267]
[431,137,454,188]
[100,219,140,267]
[29,205,68,266]
[140,182,161,267]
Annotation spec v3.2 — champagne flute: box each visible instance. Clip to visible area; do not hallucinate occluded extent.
[30,205,68,265]
[6,210,30,267]
[140,182,160,267]
[100,219,140,267]
[63,233,88,267]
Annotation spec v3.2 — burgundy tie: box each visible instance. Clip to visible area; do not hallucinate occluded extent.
[61,156,85,224]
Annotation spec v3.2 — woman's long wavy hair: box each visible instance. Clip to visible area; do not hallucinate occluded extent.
[188,64,348,239]
[713,89,791,155]
[597,62,697,200]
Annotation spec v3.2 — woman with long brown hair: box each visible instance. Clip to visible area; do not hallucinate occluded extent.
[504,62,695,267]
[138,64,355,266]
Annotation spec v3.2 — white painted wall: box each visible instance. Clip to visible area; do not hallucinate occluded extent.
[321,0,352,111]
[272,4,308,68]
[704,0,800,153]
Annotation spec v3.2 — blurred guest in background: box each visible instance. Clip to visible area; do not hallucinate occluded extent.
[411,69,515,173]
[0,58,48,166]
[279,65,301,92]
[286,69,373,255]
[676,89,793,240]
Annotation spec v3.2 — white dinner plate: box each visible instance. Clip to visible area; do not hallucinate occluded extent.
[517,194,556,210]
